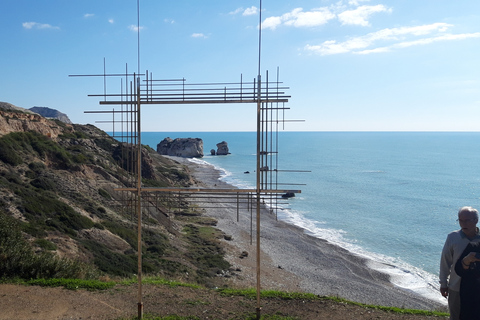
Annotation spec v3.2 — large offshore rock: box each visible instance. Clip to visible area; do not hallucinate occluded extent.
[157,137,204,158]
[216,141,229,155]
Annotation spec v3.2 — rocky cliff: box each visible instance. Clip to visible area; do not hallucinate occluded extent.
[0,102,65,139]
[0,103,232,285]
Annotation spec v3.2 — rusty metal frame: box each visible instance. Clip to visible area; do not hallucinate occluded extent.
[71,3,304,320]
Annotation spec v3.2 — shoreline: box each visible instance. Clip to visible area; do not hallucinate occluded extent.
[169,156,448,312]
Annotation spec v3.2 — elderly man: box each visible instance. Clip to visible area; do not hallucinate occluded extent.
[440,206,480,320]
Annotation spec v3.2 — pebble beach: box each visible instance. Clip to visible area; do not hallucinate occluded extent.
[169,155,449,312]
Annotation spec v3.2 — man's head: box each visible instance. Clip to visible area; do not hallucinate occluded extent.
[458,206,479,237]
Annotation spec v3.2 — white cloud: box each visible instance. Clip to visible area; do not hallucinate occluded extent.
[22,22,59,30]
[348,0,371,6]
[84,13,95,19]
[262,3,390,30]
[357,32,480,54]
[243,6,258,16]
[191,33,208,39]
[229,7,244,15]
[262,7,335,30]
[338,5,391,26]
[262,16,283,30]
[164,18,175,24]
[304,23,480,55]
[128,25,144,32]
[108,19,114,24]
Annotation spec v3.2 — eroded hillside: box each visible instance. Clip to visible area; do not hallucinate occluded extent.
[0,103,232,286]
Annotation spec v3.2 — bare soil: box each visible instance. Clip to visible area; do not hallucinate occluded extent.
[0,283,448,320]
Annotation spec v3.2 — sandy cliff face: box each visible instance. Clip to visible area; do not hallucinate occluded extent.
[0,109,67,139]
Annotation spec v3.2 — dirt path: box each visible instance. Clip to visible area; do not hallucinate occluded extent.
[0,283,448,320]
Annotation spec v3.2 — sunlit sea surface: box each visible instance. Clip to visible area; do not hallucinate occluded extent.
[137,131,480,304]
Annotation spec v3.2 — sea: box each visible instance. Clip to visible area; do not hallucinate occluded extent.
[138,131,480,305]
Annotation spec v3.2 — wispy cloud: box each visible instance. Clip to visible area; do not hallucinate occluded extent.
[338,5,391,26]
[108,19,114,24]
[128,25,144,32]
[230,6,259,16]
[263,8,336,30]
[164,18,175,24]
[357,32,480,55]
[348,0,371,6]
[84,13,95,19]
[261,3,390,30]
[243,6,258,16]
[304,23,480,55]
[229,8,243,15]
[22,22,59,30]
[191,33,208,39]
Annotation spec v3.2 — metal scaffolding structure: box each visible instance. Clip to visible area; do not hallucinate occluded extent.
[73,67,302,319]
[71,2,305,320]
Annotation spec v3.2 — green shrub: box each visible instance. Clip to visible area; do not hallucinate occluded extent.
[81,240,137,276]
[0,212,97,279]
[0,139,23,165]
[94,138,115,152]
[28,161,46,172]
[98,188,111,199]
[103,220,137,247]
[183,224,230,283]
[30,176,57,191]
[34,238,57,251]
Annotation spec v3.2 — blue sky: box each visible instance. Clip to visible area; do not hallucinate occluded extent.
[1,0,479,131]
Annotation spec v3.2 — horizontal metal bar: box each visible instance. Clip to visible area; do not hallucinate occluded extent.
[114,187,301,193]
[89,92,288,98]
[100,99,289,105]
[69,73,144,77]
[85,110,137,114]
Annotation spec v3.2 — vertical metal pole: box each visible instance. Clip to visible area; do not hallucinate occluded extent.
[136,0,142,315]
[256,74,262,320]
[256,1,263,319]
[136,74,143,320]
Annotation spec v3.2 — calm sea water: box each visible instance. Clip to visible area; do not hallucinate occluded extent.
[139,131,480,303]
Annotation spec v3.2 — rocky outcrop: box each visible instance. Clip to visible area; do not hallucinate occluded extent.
[0,103,69,139]
[157,137,204,158]
[216,141,229,155]
[29,106,72,124]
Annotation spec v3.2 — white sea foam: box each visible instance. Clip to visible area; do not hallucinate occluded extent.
[192,157,445,305]
[276,207,447,306]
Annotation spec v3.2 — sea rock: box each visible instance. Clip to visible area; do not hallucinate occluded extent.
[210,149,216,155]
[216,141,229,155]
[157,137,204,158]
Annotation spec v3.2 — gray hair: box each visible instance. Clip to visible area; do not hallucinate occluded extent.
[458,206,479,221]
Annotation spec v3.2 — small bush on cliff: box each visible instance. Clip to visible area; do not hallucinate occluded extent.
[0,136,23,165]
[0,131,75,168]
[15,186,94,237]
[183,224,231,284]
[0,211,97,280]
